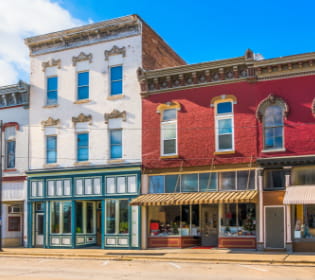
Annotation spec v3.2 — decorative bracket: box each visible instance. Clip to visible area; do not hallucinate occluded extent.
[72,52,93,66]
[41,117,60,127]
[104,45,126,61]
[104,109,127,124]
[42,59,61,72]
[72,113,92,124]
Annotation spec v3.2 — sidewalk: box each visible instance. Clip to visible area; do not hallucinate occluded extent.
[1,248,315,265]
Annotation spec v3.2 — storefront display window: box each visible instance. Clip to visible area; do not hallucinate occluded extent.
[76,201,96,234]
[181,174,198,192]
[106,199,129,234]
[148,205,200,237]
[221,203,256,237]
[50,201,72,234]
[294,205,315,239]
[199,173,217,191]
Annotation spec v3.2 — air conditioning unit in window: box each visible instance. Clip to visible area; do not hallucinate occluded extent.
[8,205,22,214]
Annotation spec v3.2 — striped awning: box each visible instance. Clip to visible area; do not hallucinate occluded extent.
[283,186,315,204]
[130,190,258,206]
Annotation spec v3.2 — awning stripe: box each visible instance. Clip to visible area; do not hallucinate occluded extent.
[283,185,315,204]
[130,190,258,206]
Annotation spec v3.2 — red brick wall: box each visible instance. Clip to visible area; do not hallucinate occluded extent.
[142,75,315,169]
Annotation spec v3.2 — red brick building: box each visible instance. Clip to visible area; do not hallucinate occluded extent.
[131,50,315,251]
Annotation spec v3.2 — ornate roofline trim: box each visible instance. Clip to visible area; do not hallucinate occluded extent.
[156,101,181,114]
[42,59,61,72]
[72,113,92,124]
[72,52,93,66]
[104,45,126,61]
[41,117,60,127]
[256,94,289,121]
[210,95,237,107]
[104,109,127,124]
[312,98,315,116]
[2,122,19,132]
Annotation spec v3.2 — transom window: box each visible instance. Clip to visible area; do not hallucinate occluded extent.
[47,76,58,105]
[77,71,89,100]
[215,101,234,151]
[110,66,123,96]
[161,109,177,156]
[263,105,284,150]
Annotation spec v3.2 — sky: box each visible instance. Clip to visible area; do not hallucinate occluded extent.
[0,0,314,86]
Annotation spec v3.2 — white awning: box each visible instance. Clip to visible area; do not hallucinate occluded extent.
[283,186,315,204]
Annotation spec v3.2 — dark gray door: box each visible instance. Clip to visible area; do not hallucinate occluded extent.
[265,207,284,248]
[201,205,218,246]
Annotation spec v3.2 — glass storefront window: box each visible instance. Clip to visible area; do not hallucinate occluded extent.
[51,202,60,233]
[237,171,255,190]
[87,202,94,234]
[181,174,198,192]
[76,201,96,234]
[149,176,164,193]
[119,200,129,234]
[105,199,129,235]
[199,173,217,192]
[165,175,179,193]
[76,202,83,233]
[294,205,315,239]
[50,201,72,234]
[106,200,116,234]
[220,172,236,190]
[63,202,72,233]
[292,167,315,185]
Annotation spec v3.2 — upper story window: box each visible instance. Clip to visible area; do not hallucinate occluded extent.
[77,71,89,100]
[46,135,57,164]
[46,76,58,105]
[264,169,285,190]
[110,129,122,159]
[215,101,234,152]
[4,125,17,169]
[110,66,123,96]
[292,167,315,185]
[77,133,89,161]
[161,109,177,156]
[256,94,288,152]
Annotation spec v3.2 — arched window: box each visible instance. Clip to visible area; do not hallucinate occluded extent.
[256,94,288,151]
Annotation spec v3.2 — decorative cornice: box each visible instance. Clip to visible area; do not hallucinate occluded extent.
[156,101,181,113]
[210,95,237,106]
[104,45,126,60]
[104,109,126,123]
[41,117,60,127]
[72,52,92,66]
[72,113,92,123]
[0,81,29,108]
[256,94,289,121]
[25,15,140,56]
[42,59,61,72]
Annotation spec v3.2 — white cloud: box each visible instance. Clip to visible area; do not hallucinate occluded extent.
[0,0,85,86]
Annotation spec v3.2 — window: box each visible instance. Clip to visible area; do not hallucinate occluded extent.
[51,201,72,234]
[75,177,101,195]
[8,216,21,232]
[77,133,89,161]
[106,175,137,194]
[110,66,123,96]
[264,169,285,190]
[110,129,122,159]
[215,101,234,151]
[31,181,44,197]
[47,76,58,105]
[77,71,89,100]
[263,105,284,150]
[46,136,57,164]
[47,179,71,197]
[76,201,96,234]
[106,199,129,234]
[292,167,315,185]
[6,140,15,169]
[161,109,177,156]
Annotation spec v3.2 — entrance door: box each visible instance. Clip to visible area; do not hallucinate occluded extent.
[201,205,218,246]
[35,213,44,247]
[96,210,101,246]
[265,207,284,248]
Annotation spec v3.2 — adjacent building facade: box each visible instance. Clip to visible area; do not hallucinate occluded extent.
[0,81,29,247]
[24,15,184,248]
[133,50,315,252]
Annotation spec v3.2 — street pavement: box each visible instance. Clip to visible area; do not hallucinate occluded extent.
[1,247,315,266]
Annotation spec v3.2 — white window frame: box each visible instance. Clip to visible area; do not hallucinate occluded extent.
[215,101,234,152]
[161,109,177,156]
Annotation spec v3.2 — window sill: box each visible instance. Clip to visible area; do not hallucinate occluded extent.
[108,159,124,164]
[43,104,58,109]
[4,169,17,172]
[43,164,59,168]
[74,161,91,166]
[214,150,235,155]
[160,155,179,159]
[74,99,91,104]
[107,94,125,101]
[262,148,286,153]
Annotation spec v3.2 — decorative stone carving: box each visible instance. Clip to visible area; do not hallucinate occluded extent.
[104,109,127,124]
[104,45,126,60]
[42,59,61,72]
[256,94,289,121]
[72,52,93,66]
[72,113,92,123]
[245,49,254,60]
[41,117,60,127]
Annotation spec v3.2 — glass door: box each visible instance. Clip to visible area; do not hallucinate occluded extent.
[201,205,218,246]
[35,213,44,247]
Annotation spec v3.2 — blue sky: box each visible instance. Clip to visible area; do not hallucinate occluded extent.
[0,0,314,85]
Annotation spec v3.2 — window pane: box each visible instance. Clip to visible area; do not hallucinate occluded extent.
[77,133,88,161]
[63,202,72,233]
[163,139,176,154]
[237,170,255,190]
[218,119,232,134]
[76,202,83,233]
[111,146,122,159]
[117,177,126,193]
[110,130,122,159]
[111,81,122,95]
[47,77,57,90]
[6,140,15,168]
[119,200,129,234]
[48,181,55,196]
[106,177,115,193]
[106,200,116,234]
[149,176,164,193]
[163,109,176,121]
[47,90,57,105]
[181,205,190,230]
[111,66,122,80]
[165,175,179,193]
[47,136,57,164]
[238,204,256,233]
[162,123,176,139]
[199,173,217,191]
[218,134,232,150]
[217,102,232,114]
[264,106,283,126]
[294,168,315,185]
[78,86,89,100]
[51,202,60,233]
[86,202,94,233]
[265,170,285,189]
[127,176,137,193]
[222,204,237,226]
[110,130,122,144]
[110,66,122,95]
[221,172,236,190]
[78,72,89,86]
[181,174,198,192]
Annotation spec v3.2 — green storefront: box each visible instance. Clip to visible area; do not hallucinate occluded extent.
[27,164,141,249]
